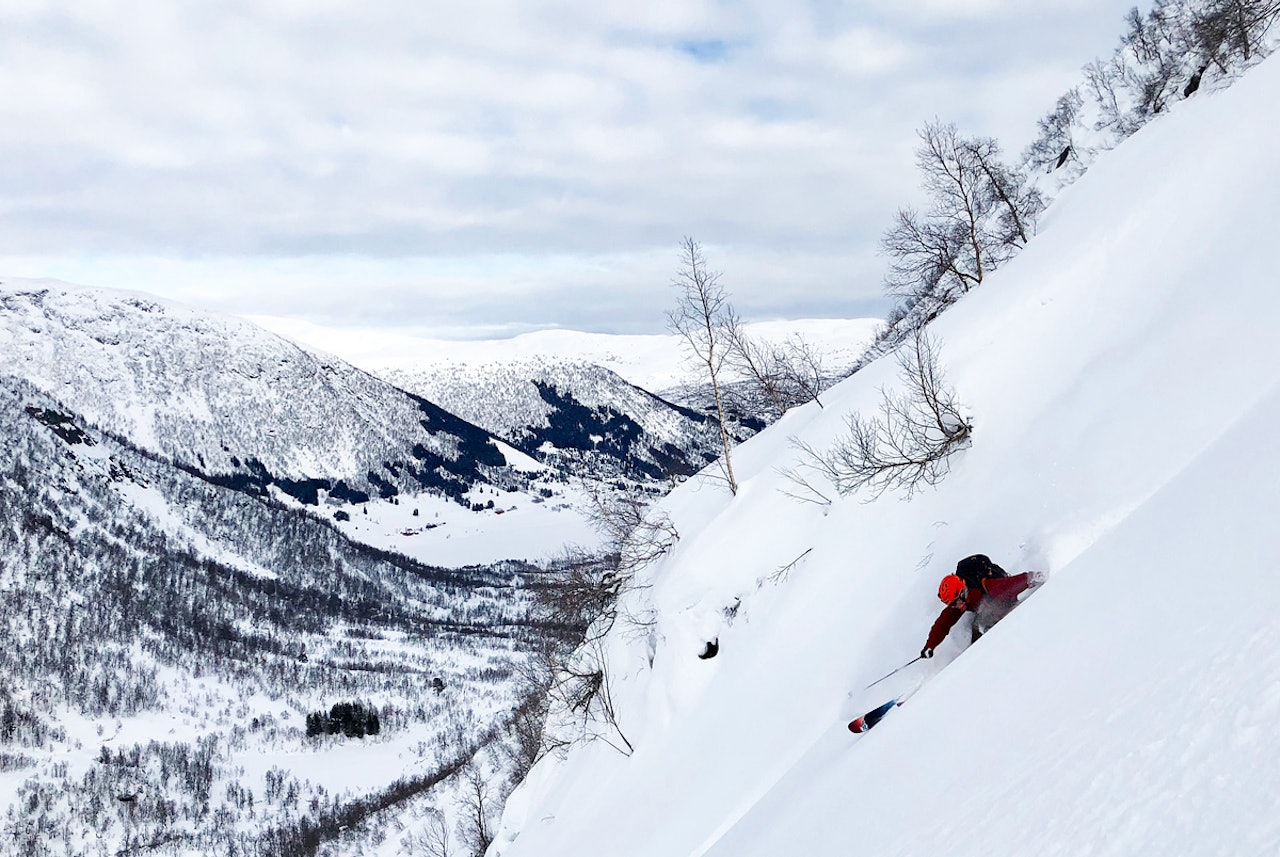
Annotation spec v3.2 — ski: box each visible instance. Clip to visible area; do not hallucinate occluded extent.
[848,697,901,733]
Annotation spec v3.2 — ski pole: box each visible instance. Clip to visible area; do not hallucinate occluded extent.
[865,656,924,690]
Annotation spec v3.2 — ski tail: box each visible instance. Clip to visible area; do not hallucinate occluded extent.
[848,698,899,733]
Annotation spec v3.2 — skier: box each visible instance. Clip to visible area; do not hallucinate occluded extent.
[920,554,1043,659]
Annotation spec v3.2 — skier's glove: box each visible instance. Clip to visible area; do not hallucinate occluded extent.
[920,647,934,659]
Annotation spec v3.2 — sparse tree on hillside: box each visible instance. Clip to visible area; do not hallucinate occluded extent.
[581,486,679,581]
[1192,0,1280,66]
[457,766,495,857]
[791,332,971,500]
[881,122,1043,319]
[1023,88,1086,175]
[1083,53,1139,137]
[556,639,633,756]
[726,320,829,419]
[668,237,739,495]
[403,807,452,857]
[1120,1,1197,118]
[1083,0,1279,141]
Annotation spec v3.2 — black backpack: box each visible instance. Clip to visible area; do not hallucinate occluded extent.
[954,554,1007,589]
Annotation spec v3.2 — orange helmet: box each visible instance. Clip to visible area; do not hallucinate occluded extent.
[937,574,966,605]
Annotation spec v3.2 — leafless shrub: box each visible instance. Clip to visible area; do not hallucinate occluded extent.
[401,806,453,857]
[1023,88,1086,175]
[517,484,674,762]
[555,639,633,756]
[792,332,971,500]
[525,633,634,759]
[1084,55,1141,138]
[775,467,835,507]
[767,547,814,585]
[534,547,624,635]
[581,486,679,579]
[1192,0,1280,67]
[726,320,828,420]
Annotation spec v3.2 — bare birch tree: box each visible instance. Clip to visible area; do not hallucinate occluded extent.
[883,122,1042,313]
[726,319,828,420]
[403,807,452,857]
[1192,0,1280,66]
[668,237,738,495]
[457,766,495,857]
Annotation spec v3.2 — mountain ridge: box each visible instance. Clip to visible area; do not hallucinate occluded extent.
[251,315,884,395]
[0,279,521,509]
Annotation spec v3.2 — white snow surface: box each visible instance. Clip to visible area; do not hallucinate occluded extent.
[488,54,1280,857]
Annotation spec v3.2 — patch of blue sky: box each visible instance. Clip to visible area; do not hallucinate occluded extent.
[678,38,733,63]
[746,97,814,122]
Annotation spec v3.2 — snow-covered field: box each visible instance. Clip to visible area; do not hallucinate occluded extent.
[332,480,601,568]
[487,50,1280,857]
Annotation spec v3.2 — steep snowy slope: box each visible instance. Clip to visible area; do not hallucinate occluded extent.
[489,52,1280,857]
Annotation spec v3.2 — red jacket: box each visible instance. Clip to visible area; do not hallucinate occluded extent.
[925,572,1037,650]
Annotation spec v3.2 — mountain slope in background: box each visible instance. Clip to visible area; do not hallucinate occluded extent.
[0,282,599,852]
[0,279,632,568]
[0,372,554,855]
[386,359,724,483]
[251,317,884,396]
[0,281,525,509]
[255,317,882,491]
[488,52,1280,857]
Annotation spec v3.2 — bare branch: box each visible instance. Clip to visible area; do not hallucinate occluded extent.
[545,639,634,756]
[792,332,971,500]
[768,547,814,584]
[726,322,830,420]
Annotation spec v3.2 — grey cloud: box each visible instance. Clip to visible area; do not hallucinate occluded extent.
[0,0,1141,333]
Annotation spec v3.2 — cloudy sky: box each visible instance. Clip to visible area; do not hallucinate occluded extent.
[0,0,1141,338]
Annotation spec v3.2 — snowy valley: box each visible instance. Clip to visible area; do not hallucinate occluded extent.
[0,283,597,855]
[4,2,1280,856]
[0,277,876,854]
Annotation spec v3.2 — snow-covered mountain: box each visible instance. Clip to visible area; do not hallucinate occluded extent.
[251,316,882,489]
[0,280,527,510]
[0,279,632,567]
[251,316,884,397]
[486,48,1280,857]
[385,359,726,484]
[0,280,603,853]
[248,313,881,491]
